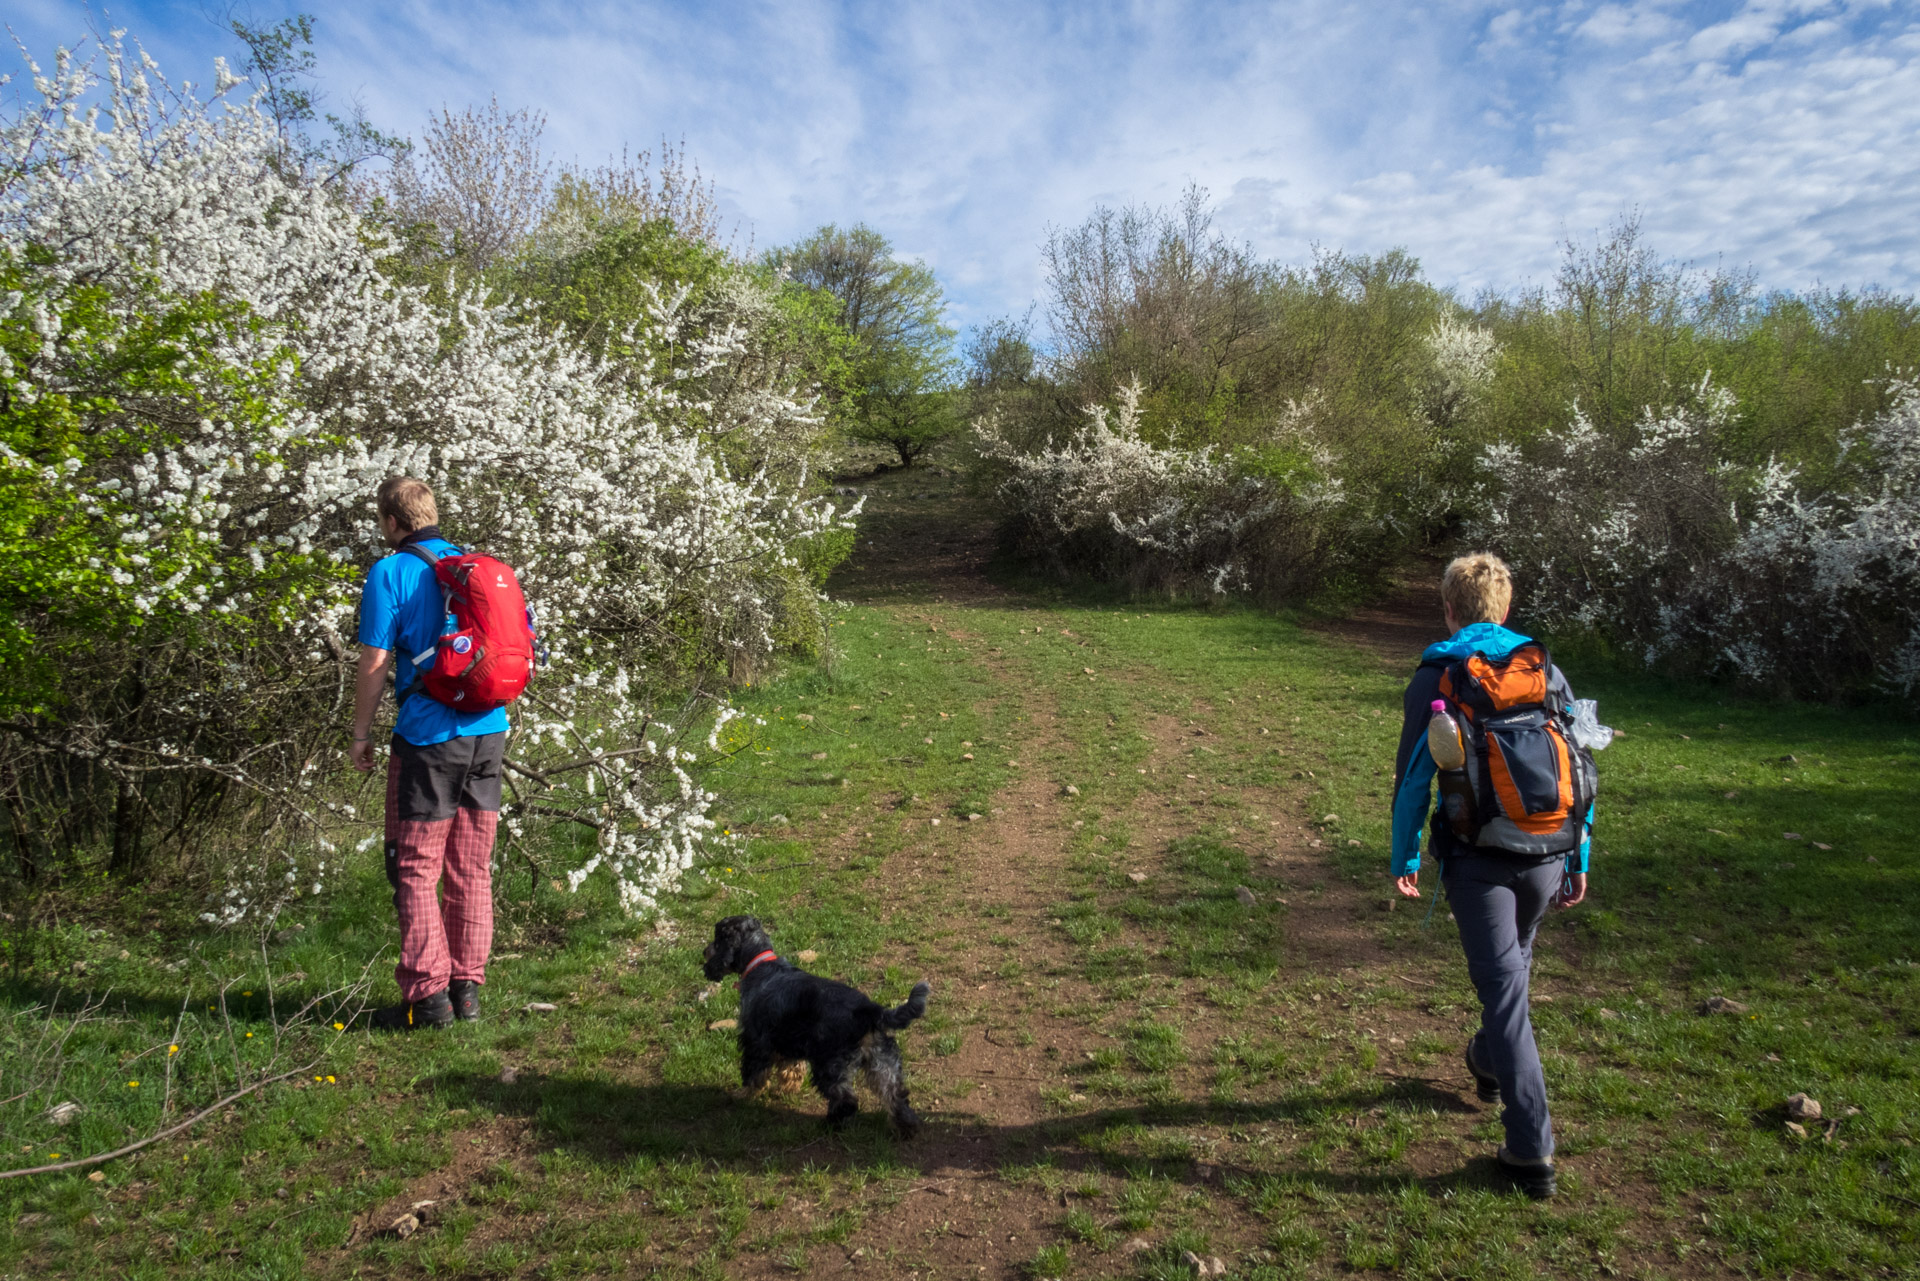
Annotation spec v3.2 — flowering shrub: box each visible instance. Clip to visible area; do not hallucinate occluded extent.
[1,38,851,919]
[978,379,1358,599]
[1472,376,1920,698]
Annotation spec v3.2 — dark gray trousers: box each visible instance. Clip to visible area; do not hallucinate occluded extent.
[1443,851,1562,1160]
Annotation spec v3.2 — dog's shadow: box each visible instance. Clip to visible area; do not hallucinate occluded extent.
[426,1067,1495,1197]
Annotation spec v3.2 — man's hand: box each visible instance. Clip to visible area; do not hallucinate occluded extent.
[350,737,377,773]
[1393,872,1421,899]
[1553,872,1587,909]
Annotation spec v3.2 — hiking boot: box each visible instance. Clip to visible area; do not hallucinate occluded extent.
[1465,1036,1502,1104]
[371,989,454,1032]
[448,979,481,1022]
[1496,1146,1557,1200]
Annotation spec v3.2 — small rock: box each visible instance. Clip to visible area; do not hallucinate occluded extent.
[1321,813,1340,825]
[1208,1260,1227,1278]
[967,812,982,821]
[1702,995,1747,1015]
[1599,1008,1621,1020]
[708,1018,738,1031]
[1127,871,1148,884]
[1786,1092,1822,1121]
[962,753,974,761]
[1813,842,1832,850]
[769,814,790,826]
[387,1213,421,1238]
[87,1171,104,1183]
[1866,855,1879,864]
[931,817,941,826]
[498,1066,518,1085]
[44,1101,81,1127]
[810,752,827,760]
[1234,886,1257,906]
[1783,832,1802,841]
[796,949,819,963]
[696,982,720,1003]
[1083,667,1094,675]
[923,736,934,745]
[1063,784,1080,796]
[522,1002,559,1014]
[1347,838,1363,847]
[1784,1121,1808,1139]
[1181,1250,1206,1272]
[1067,1092,1087,1103]
[1122,1237,1153,1255]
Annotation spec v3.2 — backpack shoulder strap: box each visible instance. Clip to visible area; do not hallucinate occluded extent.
[397,542,450,569]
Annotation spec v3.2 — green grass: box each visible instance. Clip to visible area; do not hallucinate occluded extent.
[3,478,1916,1277]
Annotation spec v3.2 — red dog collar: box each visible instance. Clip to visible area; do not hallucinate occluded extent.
[739,950,779,980]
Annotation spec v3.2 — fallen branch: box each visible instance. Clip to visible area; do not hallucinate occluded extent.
[1,1059,322,1180]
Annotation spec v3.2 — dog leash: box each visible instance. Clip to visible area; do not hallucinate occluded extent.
[1420,856,1447,930]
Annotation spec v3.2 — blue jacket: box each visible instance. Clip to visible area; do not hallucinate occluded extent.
[1389,622,1592,877]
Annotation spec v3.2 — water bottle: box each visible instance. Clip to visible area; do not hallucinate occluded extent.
[1427,700,1477,840]
[1426,700,1466,769]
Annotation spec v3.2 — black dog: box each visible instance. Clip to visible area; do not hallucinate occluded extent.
[703,915,930,1135]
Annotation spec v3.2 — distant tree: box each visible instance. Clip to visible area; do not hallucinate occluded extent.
[770,224,957,466]
[227,13,407,185]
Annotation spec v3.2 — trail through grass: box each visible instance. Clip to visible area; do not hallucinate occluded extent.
[3,469,1917,1280]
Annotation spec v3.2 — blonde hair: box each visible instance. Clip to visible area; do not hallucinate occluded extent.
[376,476,437,532]
[1441,552,1512,626]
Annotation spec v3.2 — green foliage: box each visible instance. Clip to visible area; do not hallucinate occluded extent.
[770,223,959,465]
[0,256,349,721]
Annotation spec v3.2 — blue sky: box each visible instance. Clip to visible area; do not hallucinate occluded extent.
[10,1,1918,329]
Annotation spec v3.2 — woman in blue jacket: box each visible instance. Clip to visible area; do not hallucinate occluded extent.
[1389,553,1591,1200]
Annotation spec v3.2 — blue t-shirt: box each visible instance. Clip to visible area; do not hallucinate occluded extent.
[357,536,510,747]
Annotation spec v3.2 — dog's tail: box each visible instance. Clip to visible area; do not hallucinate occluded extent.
[878,982,930,1031]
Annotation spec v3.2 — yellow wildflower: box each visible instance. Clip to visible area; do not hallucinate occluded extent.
[245,1032,253,1038]
[168,1044,179,1055]
[127,1081,139,1088]
[326,1075,336,1084]
[333,1022,344,1031]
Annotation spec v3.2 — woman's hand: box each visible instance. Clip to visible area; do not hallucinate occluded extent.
[1393,872,1421,899]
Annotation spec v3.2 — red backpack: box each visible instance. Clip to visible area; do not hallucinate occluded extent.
[398,544,539,713]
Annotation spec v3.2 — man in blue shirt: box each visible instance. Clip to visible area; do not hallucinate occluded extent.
[1388,553,1591,1200]
[351,477,507,1030]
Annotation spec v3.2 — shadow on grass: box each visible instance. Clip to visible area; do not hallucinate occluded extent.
[426,1067,1516,1198]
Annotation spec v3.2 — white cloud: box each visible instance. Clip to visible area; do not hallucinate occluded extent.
[8,0,1917,326]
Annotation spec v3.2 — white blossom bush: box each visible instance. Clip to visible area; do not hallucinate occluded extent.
[1472,375,1920,697]
[0,37,851,920]
[977,379,1358,599]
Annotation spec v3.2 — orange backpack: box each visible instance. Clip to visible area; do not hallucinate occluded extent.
[1430,642,1596,856]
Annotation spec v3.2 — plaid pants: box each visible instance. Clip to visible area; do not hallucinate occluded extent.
[384,733,504,1002]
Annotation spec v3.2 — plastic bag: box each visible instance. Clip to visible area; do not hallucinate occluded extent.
[1568,698,1614,751]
